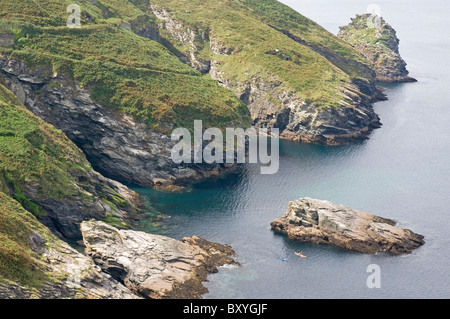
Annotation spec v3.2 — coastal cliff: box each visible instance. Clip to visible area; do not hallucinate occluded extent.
[0,55,239,190]
[142,0,385,145]
[271,198,425,255]
[0,0,422,300]
[0,191,139,299]
[337,14,417,83]
[1,0,388,157]
[0,192,234,299]
[0,82,142,240]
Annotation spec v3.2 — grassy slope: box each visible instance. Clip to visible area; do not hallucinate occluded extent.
[0,190,52,288]
[238,0,373,78]
[146,0,373,107]
[0,82,133,221]
[0,1,250,132]
[0,83,85,205]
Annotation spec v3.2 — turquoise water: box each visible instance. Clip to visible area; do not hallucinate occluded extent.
[133,0,450,298]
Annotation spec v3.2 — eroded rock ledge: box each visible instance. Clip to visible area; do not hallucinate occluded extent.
[271,198,424,255]
[81,220,236,299]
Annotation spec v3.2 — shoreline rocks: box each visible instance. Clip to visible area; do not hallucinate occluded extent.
[271,198,425,255]
[81,220,236,299]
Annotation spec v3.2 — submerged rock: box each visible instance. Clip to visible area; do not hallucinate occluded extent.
[338,14,417,83]
[80,220,236,299]
[271,198,424,255]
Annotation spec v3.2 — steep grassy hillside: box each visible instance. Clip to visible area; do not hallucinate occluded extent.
[0,83,91,205]
[0,191,51,288]
[0,1,251,132]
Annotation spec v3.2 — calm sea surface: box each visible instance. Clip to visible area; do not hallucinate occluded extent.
[132,0,450,298]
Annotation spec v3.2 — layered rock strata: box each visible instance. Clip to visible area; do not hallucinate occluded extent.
[81,220,236,299]
[271,198,425,255]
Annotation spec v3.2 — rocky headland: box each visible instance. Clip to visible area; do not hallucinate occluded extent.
[271,198,425,255]
[338,14,417,83]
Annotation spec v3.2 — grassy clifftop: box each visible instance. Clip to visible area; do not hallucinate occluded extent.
[0,1,251,132]
[144,0,375,106]
[337,14,416,82]
[0,0,377,131]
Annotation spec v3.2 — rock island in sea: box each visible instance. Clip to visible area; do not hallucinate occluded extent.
[271,198,425,255]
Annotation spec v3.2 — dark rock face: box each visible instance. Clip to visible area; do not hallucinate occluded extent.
[0,56,235,191]
[271,198,425,255]
[338,14,417,83]
[33,170,142,239]
[0,57,146,240]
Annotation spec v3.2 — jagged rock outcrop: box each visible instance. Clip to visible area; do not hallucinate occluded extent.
[35,169,143,240]
[0,238,139,299]
[81,220,236,299]
[271,198,425,255]
[338,14,417,82]
[151,5,211,74]
[0,192,139,299]
[0,55,236,191]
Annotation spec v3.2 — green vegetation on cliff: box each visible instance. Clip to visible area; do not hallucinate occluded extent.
[0,83,87,202]
[337,14,415,82]
[0,0,377,132]
[0,0,251,132]
[0,191,50,288]
[0,82,134,226]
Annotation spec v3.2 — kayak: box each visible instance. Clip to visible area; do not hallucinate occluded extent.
[295,252,307,258]
[280,257,288,262]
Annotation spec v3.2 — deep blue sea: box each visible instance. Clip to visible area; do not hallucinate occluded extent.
[133,0,450,298]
